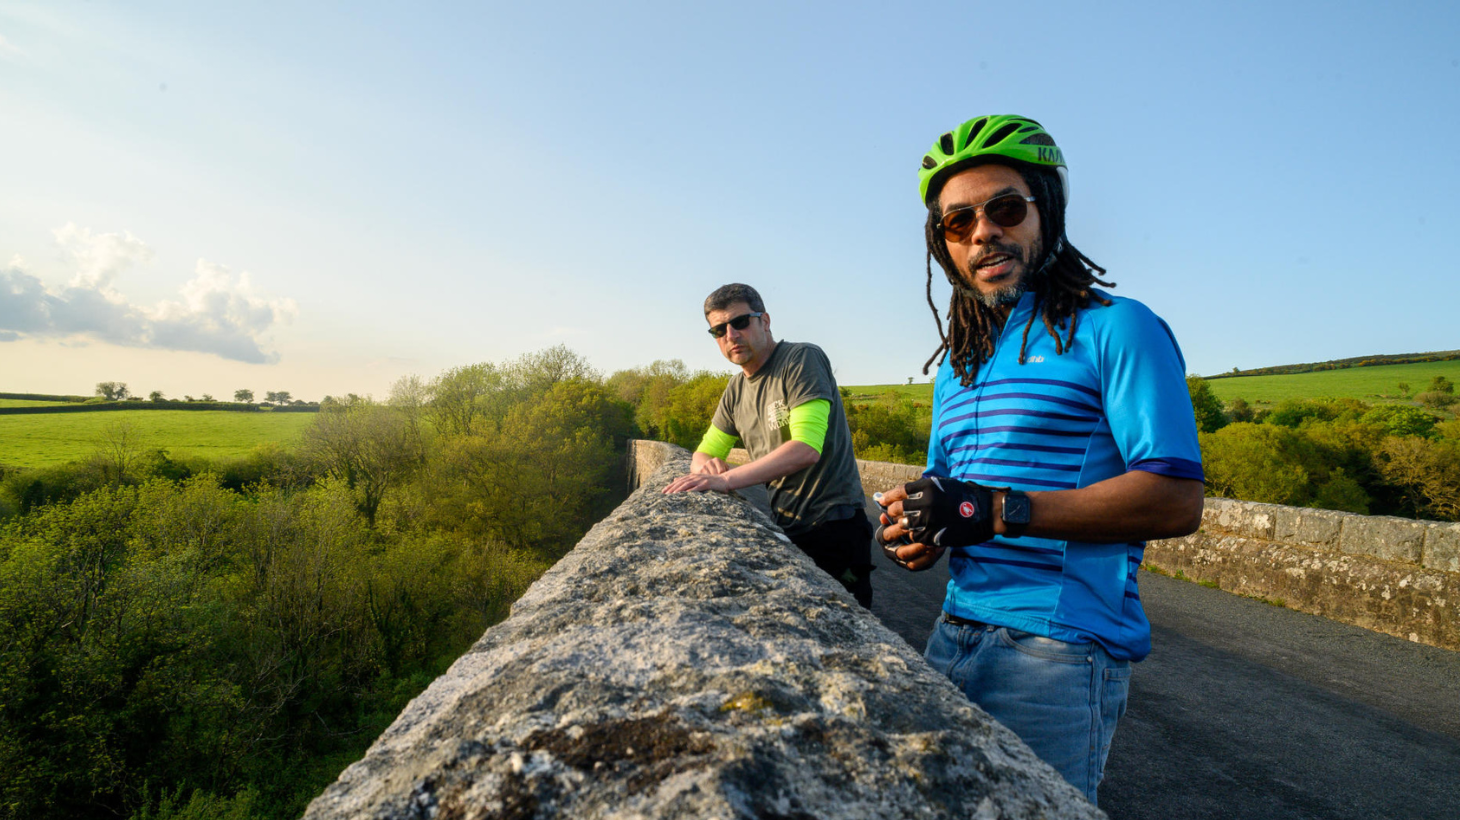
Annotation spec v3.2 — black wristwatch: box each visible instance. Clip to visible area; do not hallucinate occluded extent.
[1001,490,1032,538]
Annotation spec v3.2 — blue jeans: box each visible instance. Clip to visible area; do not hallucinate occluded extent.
[924,616,1131,805]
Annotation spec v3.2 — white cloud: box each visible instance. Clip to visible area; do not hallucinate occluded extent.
[0,227,297,364]
[53,222,153,290]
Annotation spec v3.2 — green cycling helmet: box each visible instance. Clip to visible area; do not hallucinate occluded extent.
[918,114,1069,206]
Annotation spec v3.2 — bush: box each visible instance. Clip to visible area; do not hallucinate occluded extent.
[1200,423,1369,512]
[1377,436,1460,520]
[1415,390,1459,411]
[846,392,929,466]
[1226,396,1261,424]
[1359,405,1439,438]
[1264,397,1368,429]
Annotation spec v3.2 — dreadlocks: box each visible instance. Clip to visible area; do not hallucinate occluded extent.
[921,162,1115,386]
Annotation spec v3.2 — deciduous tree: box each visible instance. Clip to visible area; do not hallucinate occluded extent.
[1186,375,1227,433]
[302,400,416,528]
[94,381,130,400]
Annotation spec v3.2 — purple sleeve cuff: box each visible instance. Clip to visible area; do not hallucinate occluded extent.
[1129,457,1204,482]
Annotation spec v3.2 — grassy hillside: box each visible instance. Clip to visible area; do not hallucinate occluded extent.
[1202,360,1460,404]
[0,409,315,468]
[848,359,1460,407]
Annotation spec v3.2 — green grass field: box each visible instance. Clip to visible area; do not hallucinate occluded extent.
[1202,361,1460,404]
[843,383,934,403]
[0,410,316,468]
[848,360,1460,407]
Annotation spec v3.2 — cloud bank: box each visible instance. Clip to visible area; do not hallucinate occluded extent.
[0,225,297,364]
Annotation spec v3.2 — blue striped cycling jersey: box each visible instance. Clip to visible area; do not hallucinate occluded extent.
[927,289,1203,661]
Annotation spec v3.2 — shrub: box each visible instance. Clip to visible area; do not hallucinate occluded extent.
[1200,423,1369,512]
[1264,397,1368,428]
[1415,390,1459,411]
[1359,405,1438,438]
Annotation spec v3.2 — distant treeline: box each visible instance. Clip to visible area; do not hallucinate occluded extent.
[1207,350,1460,379]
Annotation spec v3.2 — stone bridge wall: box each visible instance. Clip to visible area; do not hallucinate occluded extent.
[305,441,1100,819]
[1142,498,1460,650]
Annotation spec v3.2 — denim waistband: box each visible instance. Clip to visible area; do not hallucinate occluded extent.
[941,611,989,629]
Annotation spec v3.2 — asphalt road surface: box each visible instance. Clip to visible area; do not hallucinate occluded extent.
[859,498,1460,820]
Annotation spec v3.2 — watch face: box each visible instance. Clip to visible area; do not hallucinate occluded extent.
[1004,493,1032,525]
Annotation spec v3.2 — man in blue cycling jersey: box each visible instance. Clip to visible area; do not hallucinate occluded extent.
[875,116,1204,805]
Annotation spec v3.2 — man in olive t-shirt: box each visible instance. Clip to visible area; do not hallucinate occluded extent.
[663,283,873,607]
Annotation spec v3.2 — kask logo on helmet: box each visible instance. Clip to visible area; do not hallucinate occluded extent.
[1037,146,1063,164]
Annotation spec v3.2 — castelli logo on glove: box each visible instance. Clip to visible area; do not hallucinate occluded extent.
[959,501,976,518]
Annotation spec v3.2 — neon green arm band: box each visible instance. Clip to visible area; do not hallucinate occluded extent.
[695,425,739,460]
[789,399,831,454]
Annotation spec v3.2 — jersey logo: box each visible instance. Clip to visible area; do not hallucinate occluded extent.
[959,501,976,518]
[1027,355,1045,363]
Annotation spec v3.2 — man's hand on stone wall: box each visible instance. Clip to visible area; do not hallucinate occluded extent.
[663,472,732,494]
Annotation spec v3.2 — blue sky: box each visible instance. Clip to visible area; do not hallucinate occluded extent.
[2,1,1457,399]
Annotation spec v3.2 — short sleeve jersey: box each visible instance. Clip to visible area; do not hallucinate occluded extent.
[926,290,1203,661]
[712,341,865,537]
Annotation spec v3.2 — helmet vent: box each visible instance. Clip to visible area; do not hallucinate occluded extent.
[939,132,955,155]
[964,117,988,149]
[983,123,1021,147]
[1020,133,1055,146]
[921,155,938,170]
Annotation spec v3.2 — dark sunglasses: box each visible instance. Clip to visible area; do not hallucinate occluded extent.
[707,311,763,338]
[938,193,1036,242]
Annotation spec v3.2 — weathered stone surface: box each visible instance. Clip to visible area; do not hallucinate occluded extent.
[1201,497,1279,540]
[857,459,924,496]
[1272,506,1347,548]
[1339,515,1427,564]
[1146,532,1460,650]
[1424,523,1460,573]
[306,443,1100,819]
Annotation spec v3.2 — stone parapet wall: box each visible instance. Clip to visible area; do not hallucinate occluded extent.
[306,441,1100,819]
[1147,497,1459,651]
[1191,497,1460,572]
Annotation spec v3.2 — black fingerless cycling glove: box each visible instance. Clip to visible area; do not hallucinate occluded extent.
[901,476,996,548]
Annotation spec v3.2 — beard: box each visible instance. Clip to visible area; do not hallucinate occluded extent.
[962,235,1044,308]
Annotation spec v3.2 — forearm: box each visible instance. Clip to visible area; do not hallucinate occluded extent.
[995,471,1204,542]
[720,440,820,491]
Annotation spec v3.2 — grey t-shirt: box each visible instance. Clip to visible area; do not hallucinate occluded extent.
[712,341,865,537]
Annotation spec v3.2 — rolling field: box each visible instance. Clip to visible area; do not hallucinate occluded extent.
[848,360,1460,408]
[1202,361,1460,403]
[843,383,934,403]
[0,410,315,468]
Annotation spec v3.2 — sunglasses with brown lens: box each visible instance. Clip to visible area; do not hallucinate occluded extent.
[938,193,1036,242]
